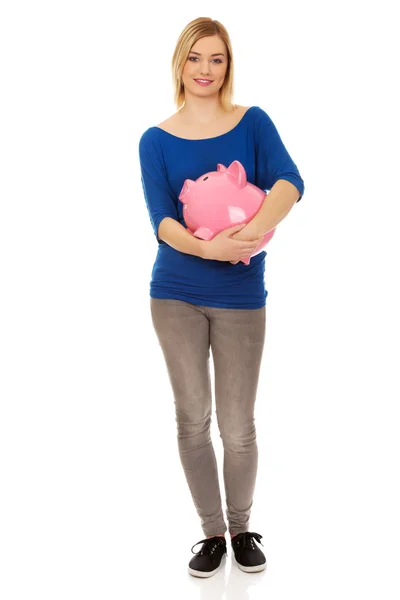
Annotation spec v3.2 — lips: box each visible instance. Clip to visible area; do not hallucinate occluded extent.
[194,79,213,83]
[194,79,213,87]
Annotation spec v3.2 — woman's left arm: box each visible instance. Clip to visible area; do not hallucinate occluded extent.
[231,179,300,241]
[231,107,304,245]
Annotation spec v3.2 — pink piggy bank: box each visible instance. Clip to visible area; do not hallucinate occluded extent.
[178,160,275,265]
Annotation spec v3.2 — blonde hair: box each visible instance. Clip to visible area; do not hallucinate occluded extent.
[171,17,236,112]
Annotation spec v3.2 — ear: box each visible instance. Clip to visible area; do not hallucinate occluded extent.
[217,163,227,172]
[226,160,247,189]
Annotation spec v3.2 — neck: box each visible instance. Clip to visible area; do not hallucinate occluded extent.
[178,94,235,122]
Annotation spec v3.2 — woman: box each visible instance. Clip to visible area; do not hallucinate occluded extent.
[138,17,304,578]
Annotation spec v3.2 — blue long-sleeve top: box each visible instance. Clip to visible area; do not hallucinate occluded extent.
[138,106,305,309]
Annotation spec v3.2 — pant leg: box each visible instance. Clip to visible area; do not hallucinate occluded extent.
[208,305,266,535]
[150,298,227,537]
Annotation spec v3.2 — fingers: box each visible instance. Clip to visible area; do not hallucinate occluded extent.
[240,238,263,248]
[243,243,261,252]
[229,236,263,263]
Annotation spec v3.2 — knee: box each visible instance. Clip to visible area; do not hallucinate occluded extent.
[220,422,257,453]
[176,413,212,451]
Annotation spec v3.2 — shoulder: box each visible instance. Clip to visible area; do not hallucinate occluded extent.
[138,126,162,155]
[139,111,180,152]
[156,112,177,131]
[233,105,272,132]
[247,106,276,135]
[247,105,270,120]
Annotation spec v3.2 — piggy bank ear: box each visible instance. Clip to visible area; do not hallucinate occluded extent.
[227,160,247,189]
[217,163,227,172]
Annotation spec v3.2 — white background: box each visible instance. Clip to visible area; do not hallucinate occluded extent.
[1,1,399,598]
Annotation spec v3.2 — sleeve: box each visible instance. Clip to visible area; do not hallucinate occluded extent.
[138,130,180,243]
[254,107,305,202]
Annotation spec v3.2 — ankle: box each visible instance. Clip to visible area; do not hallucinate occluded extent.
[206,534,225,539]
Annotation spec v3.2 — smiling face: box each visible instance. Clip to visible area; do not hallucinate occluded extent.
[181,34,228,98]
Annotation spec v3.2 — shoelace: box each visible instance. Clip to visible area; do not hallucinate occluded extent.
[232,531,264,550]
[191,536,227,556]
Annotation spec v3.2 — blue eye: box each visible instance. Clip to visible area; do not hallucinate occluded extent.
[188,57,222,63]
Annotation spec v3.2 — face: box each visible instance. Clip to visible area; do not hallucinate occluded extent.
[181,35,228,96]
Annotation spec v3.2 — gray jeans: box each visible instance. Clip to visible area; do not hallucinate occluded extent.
[150,298,266,537]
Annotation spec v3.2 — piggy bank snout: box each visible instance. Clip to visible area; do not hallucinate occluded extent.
[178,178,196,202]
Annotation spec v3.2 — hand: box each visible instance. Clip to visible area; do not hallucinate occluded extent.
[203,224,264,262]
[229,224,263,264]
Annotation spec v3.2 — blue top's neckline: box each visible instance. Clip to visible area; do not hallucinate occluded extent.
[152,106,255,142]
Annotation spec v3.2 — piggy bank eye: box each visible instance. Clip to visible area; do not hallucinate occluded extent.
[203,176,209,181]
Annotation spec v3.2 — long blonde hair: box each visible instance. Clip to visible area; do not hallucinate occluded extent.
[171,17,236,112]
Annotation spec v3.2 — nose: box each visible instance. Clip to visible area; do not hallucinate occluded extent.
[199,60,211,76]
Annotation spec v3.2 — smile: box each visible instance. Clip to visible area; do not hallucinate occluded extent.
[194,79,213,86]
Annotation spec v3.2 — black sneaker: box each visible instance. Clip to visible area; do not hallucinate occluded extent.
[231,531,267,572]
[188,535,227,578]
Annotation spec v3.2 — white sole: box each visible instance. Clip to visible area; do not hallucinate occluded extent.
[188,554,226,578]
[233,554,267,573]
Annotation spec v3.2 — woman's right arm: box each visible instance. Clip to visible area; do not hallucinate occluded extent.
[159,218,263,262]
[158,217,208,258]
